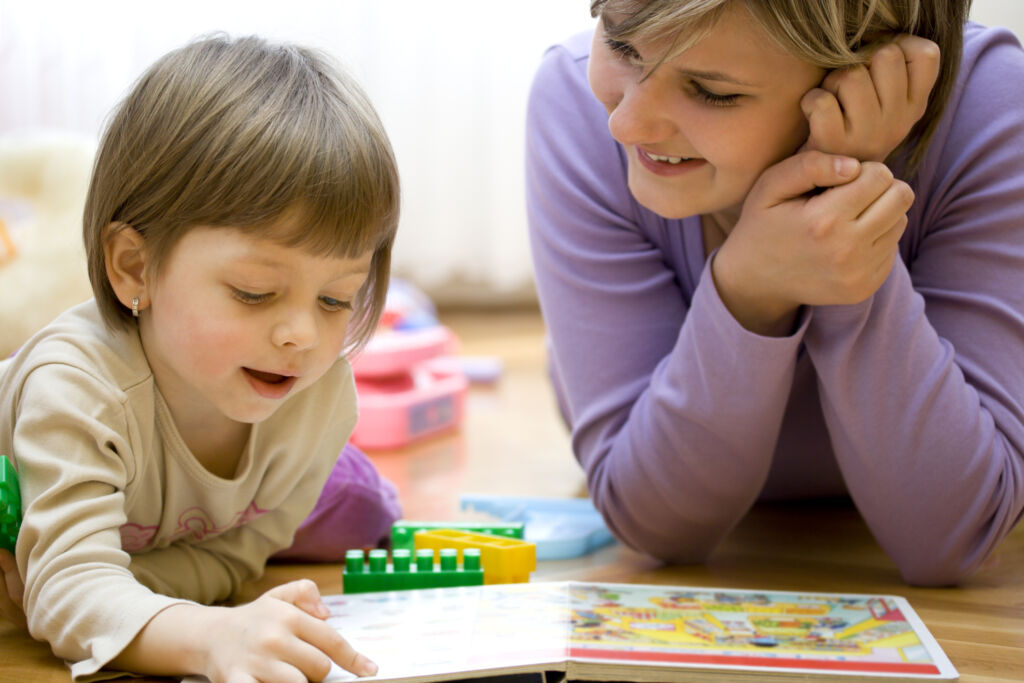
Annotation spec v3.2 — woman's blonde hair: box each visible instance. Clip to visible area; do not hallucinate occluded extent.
[83,34,400,353]
[590,0,973,177]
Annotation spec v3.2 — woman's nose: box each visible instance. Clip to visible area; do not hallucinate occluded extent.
[606,77,677,147]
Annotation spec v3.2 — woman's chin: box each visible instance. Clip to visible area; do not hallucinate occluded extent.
[629,187,699,220]
[627,175,747,222]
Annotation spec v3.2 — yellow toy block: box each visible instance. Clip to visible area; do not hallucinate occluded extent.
[413,528,536,584]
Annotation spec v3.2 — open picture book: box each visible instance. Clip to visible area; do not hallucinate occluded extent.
[320,581,958,682]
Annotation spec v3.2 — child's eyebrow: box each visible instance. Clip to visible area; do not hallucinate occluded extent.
[230,255,286,271]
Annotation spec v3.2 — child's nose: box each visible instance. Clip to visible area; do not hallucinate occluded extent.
[271,308,319,350]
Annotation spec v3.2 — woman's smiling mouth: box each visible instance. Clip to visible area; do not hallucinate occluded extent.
[636,147,707,176]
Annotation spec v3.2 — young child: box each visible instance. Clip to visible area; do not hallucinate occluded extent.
[0,35,399,680]
[526,0,1024,586]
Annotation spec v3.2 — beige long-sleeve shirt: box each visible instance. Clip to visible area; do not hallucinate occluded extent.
[0,300,356,679]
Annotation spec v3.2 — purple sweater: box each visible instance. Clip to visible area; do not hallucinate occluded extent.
[526,23,1024,586]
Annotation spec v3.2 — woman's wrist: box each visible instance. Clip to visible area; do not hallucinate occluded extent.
[710,244,800,337]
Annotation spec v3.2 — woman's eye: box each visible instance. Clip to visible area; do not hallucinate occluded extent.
[691,81,741,107]
[605,38,641,63]
[232,288,270,304]
[319,296,352,312]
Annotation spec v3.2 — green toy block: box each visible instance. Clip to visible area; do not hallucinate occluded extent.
[343,547,484,594]
[390,519,524,551]
[0,455,21,553]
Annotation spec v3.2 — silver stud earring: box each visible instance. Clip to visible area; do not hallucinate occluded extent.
[131,297,140,318]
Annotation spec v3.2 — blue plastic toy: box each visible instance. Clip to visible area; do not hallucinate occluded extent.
[459,494,615,561]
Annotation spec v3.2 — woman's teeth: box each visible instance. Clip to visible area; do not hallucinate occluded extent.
[649,153,692,164]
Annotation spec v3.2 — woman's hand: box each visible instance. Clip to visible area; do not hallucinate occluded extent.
[712,151,914,335]
[0,549,26,630]
[800,36,941,162]
[716,37,935,335]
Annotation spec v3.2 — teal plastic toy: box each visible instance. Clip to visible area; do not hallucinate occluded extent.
[459,494,616,560]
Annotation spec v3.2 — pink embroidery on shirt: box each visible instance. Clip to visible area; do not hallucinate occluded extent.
[175,507,216,542]
[236,501,267,526]
[119,501,269,550]
[120,523,159,552]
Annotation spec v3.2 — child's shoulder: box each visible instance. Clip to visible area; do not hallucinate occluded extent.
[1,299,150,397]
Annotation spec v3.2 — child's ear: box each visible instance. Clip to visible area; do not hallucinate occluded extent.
[104,223,151,312]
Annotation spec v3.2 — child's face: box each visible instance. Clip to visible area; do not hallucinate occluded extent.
[139,225,372,432]
[588,3,826,219]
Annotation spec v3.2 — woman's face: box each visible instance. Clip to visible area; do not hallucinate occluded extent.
[588,3,825,219]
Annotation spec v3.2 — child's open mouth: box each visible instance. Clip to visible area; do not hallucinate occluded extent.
[243,368,297,398]
[246,368,288,384]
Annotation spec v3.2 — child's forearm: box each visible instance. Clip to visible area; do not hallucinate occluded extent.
[108,602,213,676]
[108,580,376,682]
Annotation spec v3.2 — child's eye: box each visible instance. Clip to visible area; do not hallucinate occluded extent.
[319,296,353,312]
[605,38,641,64]
[690,81,741,107]
[232,288,271,304]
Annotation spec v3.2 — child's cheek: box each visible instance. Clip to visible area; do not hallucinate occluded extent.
[176,310,255,376]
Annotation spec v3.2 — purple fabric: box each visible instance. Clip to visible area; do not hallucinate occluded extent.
[525,24,1024,585]
[274,443,401,562]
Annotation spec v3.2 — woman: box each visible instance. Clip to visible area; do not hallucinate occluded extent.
[526,0,1024,585]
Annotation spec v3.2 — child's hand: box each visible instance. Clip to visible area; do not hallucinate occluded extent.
[0,549,26,630]
[202,580,377,682]
[713,152,913,335]
[110,579,378,681]
[800,36,940,163]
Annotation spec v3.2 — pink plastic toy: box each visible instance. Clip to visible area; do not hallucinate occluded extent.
[348,281,468,450]
[350,326,454,379]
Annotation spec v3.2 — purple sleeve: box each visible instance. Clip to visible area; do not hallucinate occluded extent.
[525,40,811,562]
[803,27,1024,585]
[273,443,401,561]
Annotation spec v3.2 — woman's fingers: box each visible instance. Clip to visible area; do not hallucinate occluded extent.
[894,34,942,115]
[801,36,940,162]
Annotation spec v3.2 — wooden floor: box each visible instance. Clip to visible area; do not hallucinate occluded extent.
[365,306,585,522]
[2,304,1023,682]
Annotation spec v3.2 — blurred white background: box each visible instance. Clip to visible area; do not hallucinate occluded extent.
[0,1,597,305]
[0,1,1019,305]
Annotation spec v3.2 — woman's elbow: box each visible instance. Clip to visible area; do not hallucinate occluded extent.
[893,546,985,587]
[605,514,723,566]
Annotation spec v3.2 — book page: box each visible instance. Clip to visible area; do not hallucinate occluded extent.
[315,582,956,682]
[323,583,571,682]
[564,583,958,679]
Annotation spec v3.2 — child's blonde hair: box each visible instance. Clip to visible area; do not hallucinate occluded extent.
[591,0,973,177]
[83,34,400,352]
